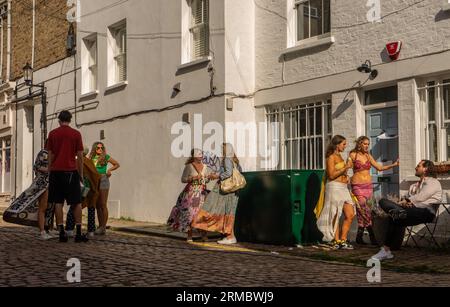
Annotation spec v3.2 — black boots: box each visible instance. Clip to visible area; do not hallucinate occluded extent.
[367,226,378,246]
[356,227,366,245]
[356,226,378,246]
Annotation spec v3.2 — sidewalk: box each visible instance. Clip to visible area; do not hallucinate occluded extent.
[108,219,450,275]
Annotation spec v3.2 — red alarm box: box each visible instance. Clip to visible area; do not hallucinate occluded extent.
[386,41,402,61]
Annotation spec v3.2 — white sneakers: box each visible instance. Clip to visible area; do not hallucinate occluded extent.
[217,237,237,245]
[371,247,394,261]
[94,227,106,235]
[39,231,53,240]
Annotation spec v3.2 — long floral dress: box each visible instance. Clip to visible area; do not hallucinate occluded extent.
[191,158,242,236]
[167,163,210,233]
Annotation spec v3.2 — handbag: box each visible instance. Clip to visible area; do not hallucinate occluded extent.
[220,162,246,193]
[81,179,90,198]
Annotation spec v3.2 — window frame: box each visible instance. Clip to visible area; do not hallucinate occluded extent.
[266,99,332,170]
[87,39,98,92]
[294,0,331,43]
[113,26,127,83]
[107,20,127,87]
[188,0,209,61]
[422,77,450,162]
[81,34,98,94]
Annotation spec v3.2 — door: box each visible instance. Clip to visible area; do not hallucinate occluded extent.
[366,107,399,199]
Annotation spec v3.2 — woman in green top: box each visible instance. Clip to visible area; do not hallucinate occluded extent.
[88,141,120,235]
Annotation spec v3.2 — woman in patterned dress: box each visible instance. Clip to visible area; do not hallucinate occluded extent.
[167,149,218,242]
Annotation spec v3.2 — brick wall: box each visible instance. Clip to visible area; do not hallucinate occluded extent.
[10,0,72,81]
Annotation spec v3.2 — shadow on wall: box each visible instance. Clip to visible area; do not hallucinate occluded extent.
[379,48,391,64]
[278,43,333,63]
[332,98,354,120]
[175,61,210,76]
[435,9,450,22]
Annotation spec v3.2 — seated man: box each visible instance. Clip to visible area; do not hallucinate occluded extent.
[372,160,442,261]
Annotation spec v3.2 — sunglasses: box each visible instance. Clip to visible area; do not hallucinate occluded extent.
[96,146,104,150]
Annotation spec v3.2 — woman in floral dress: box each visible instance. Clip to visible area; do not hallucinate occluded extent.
[167,149,218,242]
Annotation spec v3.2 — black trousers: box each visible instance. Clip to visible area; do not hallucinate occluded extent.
[379,199,435,248]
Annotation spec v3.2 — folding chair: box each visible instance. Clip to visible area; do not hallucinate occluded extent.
[404,204,443,248]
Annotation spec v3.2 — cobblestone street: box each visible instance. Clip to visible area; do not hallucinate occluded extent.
[1,220,450,287]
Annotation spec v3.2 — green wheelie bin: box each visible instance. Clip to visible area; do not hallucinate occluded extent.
[234,169,325,245]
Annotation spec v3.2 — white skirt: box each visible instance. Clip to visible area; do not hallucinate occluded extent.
[316,181,355,242]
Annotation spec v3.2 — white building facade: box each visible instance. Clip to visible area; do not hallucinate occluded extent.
[17,0,449,233]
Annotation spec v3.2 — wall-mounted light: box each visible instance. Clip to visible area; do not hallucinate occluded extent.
[226,97,233,111]
[357,60,378,80]
[23,62,33,86]
[182,113,190,124]
[173,82,181,93]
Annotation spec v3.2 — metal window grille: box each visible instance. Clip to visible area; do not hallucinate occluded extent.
[266,100,332,170]
[421,79,450,161]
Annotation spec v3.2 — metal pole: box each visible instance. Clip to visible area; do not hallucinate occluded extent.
[41,86,47,147]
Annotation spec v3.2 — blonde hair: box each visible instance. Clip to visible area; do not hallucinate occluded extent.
[351,136,370,154]
[223,143,240,165]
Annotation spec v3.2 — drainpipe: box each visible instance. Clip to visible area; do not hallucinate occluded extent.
[0,17,3,78]
[6,0,11,81]
[31,0,36,67]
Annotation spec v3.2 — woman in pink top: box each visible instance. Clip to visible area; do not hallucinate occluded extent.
[349,136,399,245]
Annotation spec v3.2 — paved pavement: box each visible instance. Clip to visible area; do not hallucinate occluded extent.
[1,219,450,287]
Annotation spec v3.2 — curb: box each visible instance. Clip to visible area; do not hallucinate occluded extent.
[111,226,222,241]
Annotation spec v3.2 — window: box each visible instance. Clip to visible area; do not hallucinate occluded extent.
[108,21,127,86]
[114,27,127,83]
[365,86,398,105]
[423,79,450,162]
[295,0,330,41]
[82,36,97,93]
[427,82,437,162]
[266,100,332,170]
[189,0,209,60]
[0,137,11,193]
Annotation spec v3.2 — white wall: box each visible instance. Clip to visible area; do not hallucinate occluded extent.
[69,0,229,222]
[255,0,450,95]
[223,0,257,171]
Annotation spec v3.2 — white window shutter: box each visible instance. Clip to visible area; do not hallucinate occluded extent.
[190,0,209,59]
[89,40,97,67]
[117,54,126,82]
[114,27,127,82]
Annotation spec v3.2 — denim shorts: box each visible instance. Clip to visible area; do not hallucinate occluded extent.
[99,175,110,190]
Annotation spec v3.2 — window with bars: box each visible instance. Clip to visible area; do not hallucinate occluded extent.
[424,79,450,162]
[189,0,209,60]
[295,0,330,41]
[266,100,332,170]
